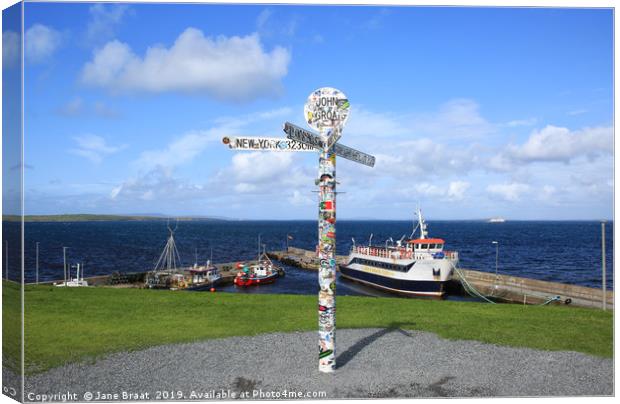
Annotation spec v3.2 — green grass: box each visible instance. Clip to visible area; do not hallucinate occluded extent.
[2,281,22,371]
[2,283,613,374]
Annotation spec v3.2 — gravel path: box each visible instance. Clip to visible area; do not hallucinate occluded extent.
[5,328,613,401]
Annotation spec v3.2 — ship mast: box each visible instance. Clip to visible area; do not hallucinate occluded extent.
[417,207,428,240]
[153,220,182,273]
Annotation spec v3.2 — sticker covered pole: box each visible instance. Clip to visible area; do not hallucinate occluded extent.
[317,138,337,372]
[304,87,350,373]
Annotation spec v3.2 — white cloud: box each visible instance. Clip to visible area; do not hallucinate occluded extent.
[25,24,61,63]
[486,182,530,202]
[369,137,477,179]
[345,99,494,141]
[256,9,273,30]
[505,118,537,127]
[415,183,444,197]
[86,4,130,44]
[57,98,120,118]
[133,107,292,172]
[288,190,313,206]
[134,131,215,171]
[538,185,556,202]
[344,107,409,137]
[3,30,19,68]
[81,28,291,101]
[568,109,587,116]
[231,152,293,183]
[447,181,470,200]
[109,167,206,202]
[393,181,470,202]
[507,125,612,163]
[69,134,126,164]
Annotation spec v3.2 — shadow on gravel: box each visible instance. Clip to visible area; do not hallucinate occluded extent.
[337,323,415,369]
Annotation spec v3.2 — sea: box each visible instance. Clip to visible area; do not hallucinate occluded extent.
[2,220,614,296]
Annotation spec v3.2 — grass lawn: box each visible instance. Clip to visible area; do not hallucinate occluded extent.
[2,282,613,374]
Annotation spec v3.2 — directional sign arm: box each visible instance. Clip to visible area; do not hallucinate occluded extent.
[334,143,376,167]
[283,122,376,167]
[222,136,315,152]
[283,122,325,149]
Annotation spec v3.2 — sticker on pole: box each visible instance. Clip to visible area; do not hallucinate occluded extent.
[304,87,350,133]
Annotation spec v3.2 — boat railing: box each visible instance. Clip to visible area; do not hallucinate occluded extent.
[353,246,458,261]
[352,245,413,259]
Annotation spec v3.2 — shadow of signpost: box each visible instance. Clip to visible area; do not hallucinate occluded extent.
[337,322,415,369]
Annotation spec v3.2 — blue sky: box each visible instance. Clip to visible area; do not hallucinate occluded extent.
[3,2,614,219]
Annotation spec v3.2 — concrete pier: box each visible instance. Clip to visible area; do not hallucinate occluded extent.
[268,247,613,310]
[29,260,282,289]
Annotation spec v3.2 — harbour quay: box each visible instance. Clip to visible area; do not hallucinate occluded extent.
[267,247,613,310]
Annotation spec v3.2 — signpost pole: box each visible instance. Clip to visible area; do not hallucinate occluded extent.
[36,242,40,284]
[601,221,606,311]
[317,134,337,373]
[63,246,68,286]
[222,87,372,373]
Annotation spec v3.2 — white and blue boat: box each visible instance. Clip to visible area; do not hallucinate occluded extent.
[339,208,459,297]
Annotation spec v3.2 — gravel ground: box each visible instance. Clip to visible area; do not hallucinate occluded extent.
[3,328,613,401]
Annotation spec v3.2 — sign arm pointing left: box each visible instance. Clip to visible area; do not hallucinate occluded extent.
[222,136,316,152]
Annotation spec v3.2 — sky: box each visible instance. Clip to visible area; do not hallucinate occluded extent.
[2,1,614,220]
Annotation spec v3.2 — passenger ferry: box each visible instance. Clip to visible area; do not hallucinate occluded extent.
[339,208,459,297]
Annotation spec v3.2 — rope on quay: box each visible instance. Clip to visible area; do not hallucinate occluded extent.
[450,262,497,304]
[538,295,562,306]
[450,261,565,307]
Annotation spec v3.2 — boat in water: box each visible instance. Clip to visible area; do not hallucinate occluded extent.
[488,217,506,223]
[233,259,280,286]
[234,236,281,286]
[145,222,184,289]
[55,263,88,287]
[145,223,222,290]
[186,248,221,290]
[339,208,459,298]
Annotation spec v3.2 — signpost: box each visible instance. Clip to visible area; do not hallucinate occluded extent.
[283,122,375,167]
[222,87,375,373]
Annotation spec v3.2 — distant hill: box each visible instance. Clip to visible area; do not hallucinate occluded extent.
[3,214,229,222]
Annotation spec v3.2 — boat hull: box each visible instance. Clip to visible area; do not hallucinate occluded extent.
[339,265,445,297]
[185,278,222,291]
[234,273,279,287]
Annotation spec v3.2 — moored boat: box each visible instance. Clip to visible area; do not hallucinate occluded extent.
[233,256,281,286]
[339,208,459,297]
[186,248,221,290]
[55,263,88,287]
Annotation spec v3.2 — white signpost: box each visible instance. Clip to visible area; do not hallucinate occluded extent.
[223,87,375,373]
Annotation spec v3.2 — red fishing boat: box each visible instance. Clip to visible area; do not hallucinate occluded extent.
[234,239,281,286]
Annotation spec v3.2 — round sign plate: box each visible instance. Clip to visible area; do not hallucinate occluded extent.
[304,87,350,133]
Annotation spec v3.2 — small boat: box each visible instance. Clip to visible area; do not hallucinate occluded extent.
[145,221,183,289]
[339,207,459,298]
[234,236,281,287]
[234,259,280,286]
[187,248,221,289]
[55,263,88,287]
[488,217,506,223]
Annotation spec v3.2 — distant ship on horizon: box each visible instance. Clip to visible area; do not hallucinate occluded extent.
[488,217,506,223]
